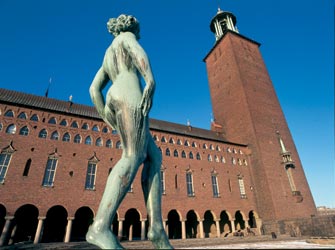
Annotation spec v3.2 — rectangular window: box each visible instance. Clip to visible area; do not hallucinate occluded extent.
[85,162,97,190]
[186,172,194,197]
[211,175,220,197]
[161,170,166,194]
[42,158,58,187]
[0,153,12,183]
[238,178,247,199]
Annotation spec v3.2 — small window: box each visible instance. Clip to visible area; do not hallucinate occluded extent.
[215,155,220,162]
[177,139,182,145]
[238,177,247,199]
[112,129,118,135]
[74,134,81,143]
[6,124,16,134]
[48,117,57,124]
[19,126,29,136]
[85,136,92,145]
[116,141,122,149]
[4,110,14,117]
[62,132,71,142]
[106,139,113,148]
[173,150,178,157]
[161,136,167,143]
[71,121,79,128]
[181,151,186,158]
[203,144,208,149]
[184,140,190,146]
[221,156,226,163]
[216,145,221,151]
[210,144,215,150]
[60,119,68,126]
[232,158,236,165]
[18,112,27,119]
[30,114,39,122]
[208,154,212,162]
[50,131,59,140]
[169,138,174,144]
[196,153,201,160]
[153,135,159,141]
[38,129,48,139]
[92,125,99,132]
[81,123,89,130]
[102,126,109,133]
[96,138,103,147]
[227,147,232,153]
[23,159,32,176]
[165,148,171,156]
[192,142,197,148]
[189,152,194,159]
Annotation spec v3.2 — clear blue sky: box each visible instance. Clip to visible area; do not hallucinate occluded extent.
[0,0,333,208]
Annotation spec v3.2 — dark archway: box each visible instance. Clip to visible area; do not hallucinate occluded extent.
[186,210,198,238]
[42,205,68,243]
[203,210,215,238]
[0,204,6,237]
[13,204,38,243]
[219,211,231,236]
[167,210,181,239]
[248,210,257,228]
[124,209,141,241]
[234,211,245,230]
[111,213,119,236]
[71,207,94,242]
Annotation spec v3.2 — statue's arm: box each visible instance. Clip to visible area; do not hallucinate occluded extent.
[89,67,109,119]
[126,38,155,116]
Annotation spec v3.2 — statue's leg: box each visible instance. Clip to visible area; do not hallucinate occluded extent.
[141,136,173,249]
[87,109,145,249]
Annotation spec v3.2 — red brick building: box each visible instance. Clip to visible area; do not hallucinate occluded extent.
[0,8,317,246]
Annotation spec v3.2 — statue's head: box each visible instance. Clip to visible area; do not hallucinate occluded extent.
[107,14,140,39]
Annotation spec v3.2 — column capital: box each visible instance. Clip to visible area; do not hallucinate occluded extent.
[140,219,147,222]
[67,217,75,220]
[4,216,14,220]
[38,216,46,220]
[118,218,125,222]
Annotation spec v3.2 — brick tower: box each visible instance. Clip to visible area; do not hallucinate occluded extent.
[204,8,316,228]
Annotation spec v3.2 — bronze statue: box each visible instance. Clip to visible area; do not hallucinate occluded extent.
[86,14,173,249]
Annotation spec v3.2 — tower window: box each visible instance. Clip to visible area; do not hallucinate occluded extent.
[23,159,32,176]
[6,124,16,134]
[19,126,29,136]
[211,174,220,198]
[50,131,59,140]
[74,134,81,143]
[186,172,195,197]
[238,177,247,199]
[0,152,12,183]
[62,132,71,142]
[18,112,27,120]
[38,129,48,139]
[161,170,166,194]
[85,136,92,145]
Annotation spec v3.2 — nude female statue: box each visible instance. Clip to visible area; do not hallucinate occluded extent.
[86,14,173,249]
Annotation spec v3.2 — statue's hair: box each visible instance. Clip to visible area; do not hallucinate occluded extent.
[107,14,140,38]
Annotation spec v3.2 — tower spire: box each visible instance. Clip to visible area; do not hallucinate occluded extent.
[210,7,238,41]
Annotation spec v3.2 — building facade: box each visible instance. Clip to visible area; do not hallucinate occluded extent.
[0,8,318,246]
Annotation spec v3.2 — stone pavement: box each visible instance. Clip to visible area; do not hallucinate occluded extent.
[1,235,334,249]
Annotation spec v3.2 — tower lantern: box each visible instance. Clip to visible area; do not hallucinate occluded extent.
[210,7,238,41]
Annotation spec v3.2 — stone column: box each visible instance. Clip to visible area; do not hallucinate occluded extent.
[215,219,221,238]
[230,219,235,233]
[181,220,186,239]
[34,216,46,244]
[129,225,133,241]
[64,217,74,243]
[118,219,124,240]
[140,219,147,240]
[198,219,204,239]
[0,216,14,246]
[8,225,17,245]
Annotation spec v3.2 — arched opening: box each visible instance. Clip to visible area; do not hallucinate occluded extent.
[186,210,198,238]
[124,209,141,241]
[248,210,257,228]
[167,210,181,239]
[42,205,68,243]
[13,204,38,243]
[71,207,94,242]
[234,210,245,230]
[203,210,216,238]
[219,211,231,236]
[0,204,7,238]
